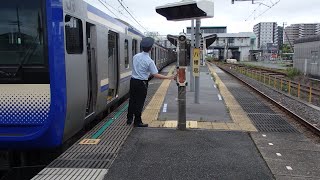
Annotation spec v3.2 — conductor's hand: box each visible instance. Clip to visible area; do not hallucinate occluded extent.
[168,74,177,80]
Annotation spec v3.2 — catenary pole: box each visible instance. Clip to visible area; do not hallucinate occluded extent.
[190,19,195,92]
[195,19,201,103]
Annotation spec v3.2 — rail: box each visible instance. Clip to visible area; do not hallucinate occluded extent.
[227,64,320,106]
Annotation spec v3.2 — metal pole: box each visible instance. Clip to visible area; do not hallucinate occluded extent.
[190,19,195,92]
[195,19,201,103]
[178,83,186,130]
[202,30,206,66]
[177,40,187,130]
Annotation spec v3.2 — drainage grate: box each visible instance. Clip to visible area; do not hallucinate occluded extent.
[67,144,122,153]
[59,152,117,161]
[219,76,235,81]
[31,168,108,180]
[241,105,276,114]
[219,71,298,133]
[48,159,113,169]
[247,113,298,133]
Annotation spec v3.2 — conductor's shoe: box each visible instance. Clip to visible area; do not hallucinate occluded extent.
[134,123,148,127]
[126,119,133,125]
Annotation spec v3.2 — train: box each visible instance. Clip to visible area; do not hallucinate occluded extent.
[0,0,176,149]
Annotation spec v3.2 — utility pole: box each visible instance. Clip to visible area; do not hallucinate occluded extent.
[190,19,195,92]
[202,30,206,66]
[195,19,201,104]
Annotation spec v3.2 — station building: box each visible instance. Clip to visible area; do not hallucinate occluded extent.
[186,26,257,61]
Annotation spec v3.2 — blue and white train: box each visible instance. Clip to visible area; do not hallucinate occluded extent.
[0,0,175,149]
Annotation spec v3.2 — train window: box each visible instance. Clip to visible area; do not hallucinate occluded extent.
[132,39,137,55]
[125,39,129,69]
[65,15,83,54]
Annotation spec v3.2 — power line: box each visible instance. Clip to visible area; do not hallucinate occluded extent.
[120,1,140,23]
[116,0,149,32]
[244,0,281,21]
[254,0,280,20]
[98,0,148,34]
[97,0,121,19]
[245,4,261,21]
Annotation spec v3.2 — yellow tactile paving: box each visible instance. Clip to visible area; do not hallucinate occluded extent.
[149,120,199,128]
[149,121,165,128]
[207,63,258,132]
[186,121,198,128]
[197,122,213,129]
[142,66,176,124]
[211,123,229,130]
[226,123,242,131]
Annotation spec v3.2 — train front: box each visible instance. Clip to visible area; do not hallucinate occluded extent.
[0,0,66,149]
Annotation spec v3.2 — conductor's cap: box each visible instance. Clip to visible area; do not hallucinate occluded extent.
[141,37,155,48]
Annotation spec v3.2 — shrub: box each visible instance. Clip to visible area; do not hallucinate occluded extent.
[286,67,301,79]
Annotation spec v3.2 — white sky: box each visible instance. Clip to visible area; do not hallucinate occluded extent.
[98,0,320,35]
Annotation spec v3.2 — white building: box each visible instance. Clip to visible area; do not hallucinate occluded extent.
[253,22,278,49]
[209,32,257,61]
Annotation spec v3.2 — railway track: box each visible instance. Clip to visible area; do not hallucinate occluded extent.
[214,63,320,137]
[226,63,320,106]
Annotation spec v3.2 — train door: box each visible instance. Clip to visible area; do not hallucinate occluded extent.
[107,31,119,101]
[85,22,98,117]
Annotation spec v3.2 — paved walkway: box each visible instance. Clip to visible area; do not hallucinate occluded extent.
[105,129,273,180]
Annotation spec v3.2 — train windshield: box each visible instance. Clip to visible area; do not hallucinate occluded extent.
[0,0,45,66]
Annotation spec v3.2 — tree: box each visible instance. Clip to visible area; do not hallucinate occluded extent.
[282,44,293,53]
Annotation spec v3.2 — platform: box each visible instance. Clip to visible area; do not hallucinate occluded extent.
[158,66,231,122]
[32,63,320,180]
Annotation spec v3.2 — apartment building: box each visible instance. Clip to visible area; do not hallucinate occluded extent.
[284,23,320,46]
[253,22,278,50]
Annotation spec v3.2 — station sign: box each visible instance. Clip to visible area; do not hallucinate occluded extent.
[193,48,200,77]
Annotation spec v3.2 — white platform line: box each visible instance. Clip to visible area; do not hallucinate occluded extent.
[286,166,293,170]
[163,103,167,112]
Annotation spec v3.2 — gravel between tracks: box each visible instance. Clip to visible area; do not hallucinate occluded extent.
[221,66,320,129]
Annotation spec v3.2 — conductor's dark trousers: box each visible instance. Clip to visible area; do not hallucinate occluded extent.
[127,78,148,124]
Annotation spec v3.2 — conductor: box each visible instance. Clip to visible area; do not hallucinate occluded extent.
[127,37,174,127]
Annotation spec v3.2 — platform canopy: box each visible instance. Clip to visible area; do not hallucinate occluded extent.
[156,0,214,21]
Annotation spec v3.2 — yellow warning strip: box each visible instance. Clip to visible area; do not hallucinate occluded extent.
[142,66,176,124]
[207,63,257,132]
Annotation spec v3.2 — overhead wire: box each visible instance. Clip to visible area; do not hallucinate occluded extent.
[254,0,280,20]
[98,0,149,33]
[97,0,121,19]
[244,0,281,21]
[116,0,149,32]
[245,4,262,21]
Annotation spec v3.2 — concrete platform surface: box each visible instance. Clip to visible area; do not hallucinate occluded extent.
[251,132,320,179]
[159,66,231,122]
[104,129,273,180]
